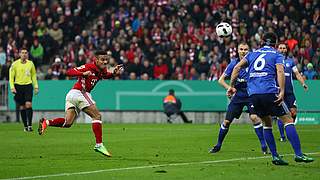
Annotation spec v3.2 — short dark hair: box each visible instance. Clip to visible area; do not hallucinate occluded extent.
[95,50,108,56]
[169,89,175,95]
[263,32,277,46]
[20,48,28,52]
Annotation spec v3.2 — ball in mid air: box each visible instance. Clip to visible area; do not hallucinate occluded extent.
[216,22,232,37]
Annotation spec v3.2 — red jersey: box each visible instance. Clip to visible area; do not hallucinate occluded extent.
[66,63,114,93]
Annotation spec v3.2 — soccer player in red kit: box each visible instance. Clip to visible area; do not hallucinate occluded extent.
[38,50,123,157]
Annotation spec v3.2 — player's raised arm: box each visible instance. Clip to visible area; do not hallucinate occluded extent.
[66,65,92,77]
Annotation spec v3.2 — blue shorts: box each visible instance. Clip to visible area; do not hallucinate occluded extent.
[250,93,290,117]
[225,96,255,121]
[284,93,296,109]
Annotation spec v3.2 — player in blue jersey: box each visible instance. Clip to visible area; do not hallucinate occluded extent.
[228,32,314,165]
[276,43,308,142]
[209,43,267,154]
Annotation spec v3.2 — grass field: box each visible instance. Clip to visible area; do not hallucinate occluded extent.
[0,123,319,180]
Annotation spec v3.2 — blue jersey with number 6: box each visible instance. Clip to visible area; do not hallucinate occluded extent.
[244,46,285,96]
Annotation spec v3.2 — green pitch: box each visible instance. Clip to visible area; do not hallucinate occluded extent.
[0,123,319,180]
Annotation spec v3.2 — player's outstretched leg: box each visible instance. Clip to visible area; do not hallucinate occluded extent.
[209,122,229,154]
[38,108,77,135]
[250,114,268,154]
[277,119,286,142]
[280,115,314,163]
[83,105,112,157]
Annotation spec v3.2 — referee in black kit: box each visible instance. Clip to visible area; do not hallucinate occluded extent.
[9,48,39,132]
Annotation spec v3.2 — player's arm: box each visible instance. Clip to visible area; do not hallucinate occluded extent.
[293,66,308,91]
[275,64,285,104]
[102,64,124,79]
[218,73,230,90]
[228,59,247,97]
[230,59,247,88]
[66,65,92,77]
[9,63,16,94]
[31,62,39,94]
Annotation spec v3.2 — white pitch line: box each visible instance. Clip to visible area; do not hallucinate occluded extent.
[2,152,319,180]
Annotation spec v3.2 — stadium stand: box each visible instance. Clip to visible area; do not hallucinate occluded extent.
[0,0,319,80]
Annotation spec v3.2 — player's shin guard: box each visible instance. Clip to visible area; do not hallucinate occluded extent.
[216,124,229,147]
[263,127,278,157]
[253,123,267,148]
[277,120,286,139]
[48,118,66,127]
[92,120,102,145]
[21,109,28,128]
[26,108,33,126]
[284,123,303,156]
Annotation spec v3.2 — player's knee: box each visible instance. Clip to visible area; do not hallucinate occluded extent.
[223,120,231,128]
[280,114,294,124]
[249,114,261,124]
[92,113,102,120]
[25,102,32,108]
[290,109,297,118]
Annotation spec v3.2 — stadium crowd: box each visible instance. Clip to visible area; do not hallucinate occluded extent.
[0,0,319,81]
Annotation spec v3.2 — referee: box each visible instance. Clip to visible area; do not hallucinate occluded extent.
[9,48,39,132]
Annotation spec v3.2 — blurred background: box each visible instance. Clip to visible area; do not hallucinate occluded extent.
[0,0,319,124]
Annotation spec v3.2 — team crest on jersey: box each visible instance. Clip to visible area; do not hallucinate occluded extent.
[286,63,290,67]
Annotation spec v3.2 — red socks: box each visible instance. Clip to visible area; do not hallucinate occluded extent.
[92,120,102,144]
[48,118,66,127]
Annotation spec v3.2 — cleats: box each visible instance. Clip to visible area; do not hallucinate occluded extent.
[38,118,47,135]
[272,155,289,165]
[208,146,221,154]
[279,137,286,142]
[94,145,112,157]
[295,154,314,163]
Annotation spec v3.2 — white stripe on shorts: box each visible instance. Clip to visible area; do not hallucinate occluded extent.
[281,102,290,114]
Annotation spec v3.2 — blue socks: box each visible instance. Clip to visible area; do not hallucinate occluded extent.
[277,120,286,139]
[216,124,229,147]
[253,123,267,148]
[285,123,303,156]
[263,127,278,157]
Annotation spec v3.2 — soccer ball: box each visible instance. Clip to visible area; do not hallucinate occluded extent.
[216,22,232,37]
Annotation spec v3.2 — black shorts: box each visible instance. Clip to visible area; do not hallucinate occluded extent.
[14,84,33,105]
[225,96,255,121]
[250,93,290,117]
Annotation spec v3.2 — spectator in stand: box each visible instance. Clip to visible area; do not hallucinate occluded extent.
[0,0,319,80]
[140,59,153,79]
[153,57,168,80]
[304,63,317,80]
[0,47,6,66]
[45,68,54,80]
[30,38,44,68]
[48,22,63,47]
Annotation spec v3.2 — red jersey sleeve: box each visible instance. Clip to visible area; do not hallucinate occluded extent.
[66,65,90,77]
